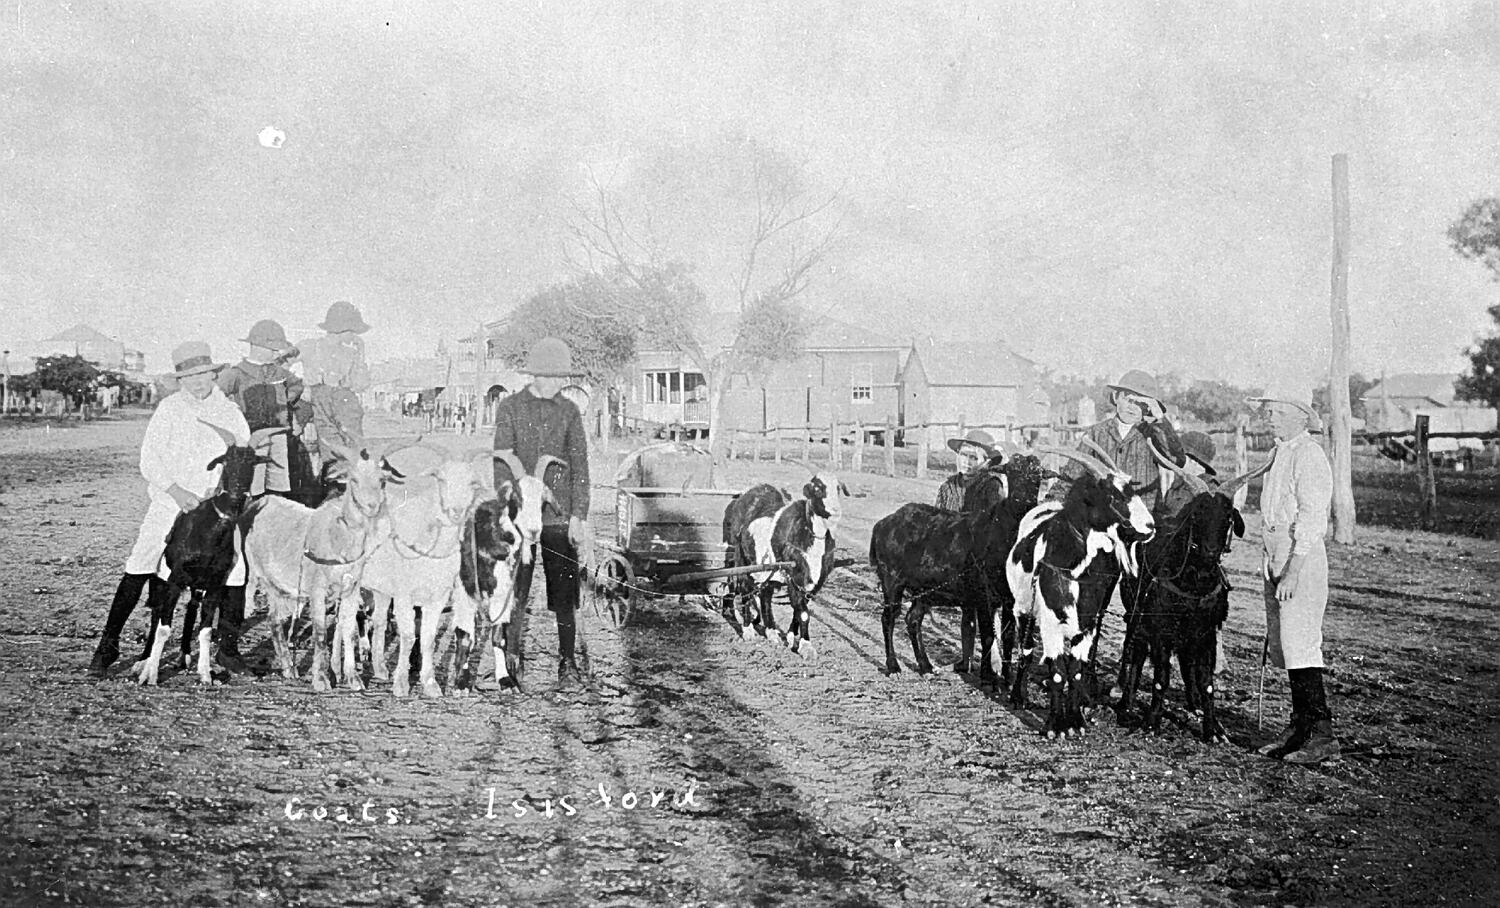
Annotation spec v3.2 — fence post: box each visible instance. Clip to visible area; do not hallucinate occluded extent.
[852,421,864,473]
[803,425,812,464]
[753,430,762,464]
[916,429,929,480]
[955,414,967,470]
[726,429,737,461]
[884,417,897,477]
[1417,414,1437,529]
[830,417,841,469]
[774,428,783,465]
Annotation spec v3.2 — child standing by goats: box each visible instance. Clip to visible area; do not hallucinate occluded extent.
[217,319,313,501]
[299,300,372,482]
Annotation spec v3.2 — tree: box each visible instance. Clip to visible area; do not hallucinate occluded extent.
[1454,304,1500,409]
[491,273,642,388]
[1448,198,1500,409]
[564,144,838,458]
[1169,379,1264,425]
[33,354,101,418]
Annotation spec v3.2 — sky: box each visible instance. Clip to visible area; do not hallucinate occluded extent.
[2,0,1497,394]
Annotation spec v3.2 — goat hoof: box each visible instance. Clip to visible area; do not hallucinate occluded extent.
[345,676,366,693]
[392,680,412,699]
[420,680,443,699]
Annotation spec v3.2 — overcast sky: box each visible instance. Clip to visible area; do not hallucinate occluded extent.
[3,0,1497,393]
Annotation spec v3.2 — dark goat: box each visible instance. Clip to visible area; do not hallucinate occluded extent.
[722,470,846,657]
[1115,446,1272,742]
[877,452,1053,682]
[135,422,272,686]
[1004,447,1157,738]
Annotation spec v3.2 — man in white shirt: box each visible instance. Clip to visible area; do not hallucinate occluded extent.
[1249,395,1338,764]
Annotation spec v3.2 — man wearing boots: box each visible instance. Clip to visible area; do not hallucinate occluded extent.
[492,337,593,688]
[88,342,251,678]
[1250,394,1339,764]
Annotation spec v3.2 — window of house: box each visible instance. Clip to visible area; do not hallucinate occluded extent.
[645,371,670,404]
[851,363,873,403]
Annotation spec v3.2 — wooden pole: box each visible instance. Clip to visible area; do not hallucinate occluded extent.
[852,421,865,473]
[753,429,762,464]
[830,417,840,469]
[1329,153,1357,544]
[1233,416,1250,511]
[884,417,896,477]
[802,425,812,464]
[1416,414,1436,528]
[774,427,783,465]
[916,429,929,480]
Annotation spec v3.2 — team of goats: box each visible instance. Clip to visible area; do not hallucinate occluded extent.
[129,421,1268,743]
[132,423,550,698]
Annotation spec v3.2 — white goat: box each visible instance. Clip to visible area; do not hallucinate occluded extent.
[240,439,412,691]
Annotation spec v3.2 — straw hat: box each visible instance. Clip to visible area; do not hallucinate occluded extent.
[169,341,225,378]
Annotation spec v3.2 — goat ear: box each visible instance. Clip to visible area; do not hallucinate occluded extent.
[206,454,226,470]
[380,458,406,480]
[839,480,851,497]
[1232,510,1245,538]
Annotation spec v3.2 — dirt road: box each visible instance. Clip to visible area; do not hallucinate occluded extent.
[1,412,1496,907]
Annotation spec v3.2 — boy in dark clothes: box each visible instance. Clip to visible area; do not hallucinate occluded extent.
[492,337,593,686]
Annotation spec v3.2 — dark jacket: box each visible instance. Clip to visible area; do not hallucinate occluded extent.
[1061,416,1185,511]
[492,387,590,526]
[217,360,307,432]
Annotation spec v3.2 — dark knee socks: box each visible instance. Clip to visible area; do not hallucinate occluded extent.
[101,573,150,641]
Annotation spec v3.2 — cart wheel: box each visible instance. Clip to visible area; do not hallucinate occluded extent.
[589,551,635,628]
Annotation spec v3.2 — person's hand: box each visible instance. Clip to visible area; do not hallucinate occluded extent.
[167,484,202,512]
[569,516,595,570]
[1137,396,1165,422]
[1275,553,1306,601]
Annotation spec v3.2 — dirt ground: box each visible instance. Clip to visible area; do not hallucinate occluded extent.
[1,410,1497,907]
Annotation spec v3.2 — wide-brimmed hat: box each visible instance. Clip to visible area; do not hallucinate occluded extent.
[525,337,576,377]
[319,300,371,334]
[170,341,225,378]
[946,428,998,458]
[242,318,292,350]
[1246,395,1324,432]
[1106,369,1161,401]
[1179,430,1217,476]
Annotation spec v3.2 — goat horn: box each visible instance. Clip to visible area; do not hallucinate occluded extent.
[197,419,240,448]
[532,454,566,478]
[1079,437,1124,474]
[377,434,425,461]
[493,449,527,481]
[1032,444,1113,479]
[1147,440,1210,496]
[1216,449,1277,500]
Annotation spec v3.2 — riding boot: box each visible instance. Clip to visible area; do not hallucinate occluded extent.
[88,573,148,677]
[556,609,583,686]
[216,585,249,674]
[1284,669,1340,764]
[1258,670,1310,758]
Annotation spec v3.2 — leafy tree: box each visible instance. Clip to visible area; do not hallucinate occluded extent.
[33,354,100,417]
[1448,198,1500,408]
[490,272,642,388]
[1454,304,1500,409]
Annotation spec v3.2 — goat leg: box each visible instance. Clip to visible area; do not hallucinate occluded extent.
[367,591,393,683]
[195,587,225,686]
[417,596,444,699]
[954,604,975,675]
[1144,642,1172,733]
[975,600,998,688]
[1009,613,1036,708]
[335,589,365,691]
[880,582,904,675]
[307,583,334,693]
[1043,656,1071,738]
[905,599,934,674]
[136,580,182,687]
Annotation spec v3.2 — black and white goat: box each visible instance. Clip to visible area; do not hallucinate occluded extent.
[872,451,1054,683]
[721,468,847,658]
[1003,447,1157,738]
[134,422,271,687]
[1114,444,1272,742]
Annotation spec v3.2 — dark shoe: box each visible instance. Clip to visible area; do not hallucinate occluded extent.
[1283,721,1340,764]
[216,647,249,675]
[1258,717,1308,759]
[558,657,584,687]
[88,636,120,678]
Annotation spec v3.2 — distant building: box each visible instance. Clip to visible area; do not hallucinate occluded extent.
[34,324,144,373]
[1361,373,1496,435]
[900,338,1048,448]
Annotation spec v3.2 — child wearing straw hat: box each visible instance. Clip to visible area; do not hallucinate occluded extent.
[88,342,250,678]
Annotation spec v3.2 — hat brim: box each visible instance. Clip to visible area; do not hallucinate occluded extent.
[243,336,293,350]
[172,362,225,378]
[1186,454,1217,476]
[947,438,997,458]
[1107,383,1158,400]
[319,320,371,334]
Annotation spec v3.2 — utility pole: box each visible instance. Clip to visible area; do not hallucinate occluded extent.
[1329,153,1357,544]
[2,349,9,417]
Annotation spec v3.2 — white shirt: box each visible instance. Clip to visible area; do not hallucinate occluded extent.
[140,386,252,502]
[1257,431,1332,555]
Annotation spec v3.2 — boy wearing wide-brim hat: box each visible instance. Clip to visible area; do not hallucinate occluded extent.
[89,342,251,678]
[1248,394,1338,764]
[491,337,593,688]
[935,429,1002,511]
[300,301,372,472]
[218,319,311,498]
[1061,369,1188,706]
